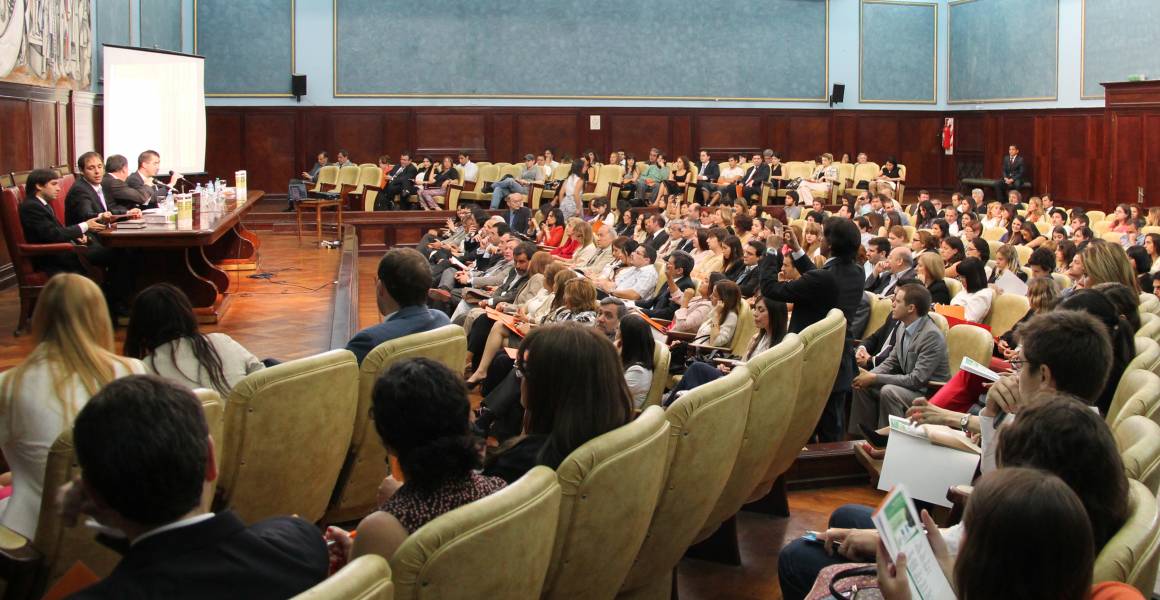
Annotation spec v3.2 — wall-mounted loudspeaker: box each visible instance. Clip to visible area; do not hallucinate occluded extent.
[292,74,307,102]
[829,83,845,107]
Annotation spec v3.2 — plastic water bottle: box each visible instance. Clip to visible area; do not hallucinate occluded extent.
[164,190,174,212]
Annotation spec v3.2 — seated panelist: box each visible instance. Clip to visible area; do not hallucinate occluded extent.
[65,151,142,227]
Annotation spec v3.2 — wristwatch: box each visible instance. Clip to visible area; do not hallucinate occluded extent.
[959,414,971,433]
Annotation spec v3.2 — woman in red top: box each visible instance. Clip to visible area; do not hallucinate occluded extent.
[536,208,566,248]
[551,218,595,260]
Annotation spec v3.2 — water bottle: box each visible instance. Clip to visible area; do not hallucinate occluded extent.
[164,190,174,212]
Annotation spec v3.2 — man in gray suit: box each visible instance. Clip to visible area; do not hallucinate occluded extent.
[864,247,916,296]
[849,283,949,434]
[344,248,451,364]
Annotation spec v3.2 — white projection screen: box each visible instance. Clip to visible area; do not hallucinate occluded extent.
[102,45,206,175]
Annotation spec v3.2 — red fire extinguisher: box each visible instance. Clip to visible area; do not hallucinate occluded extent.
[942,118,954,155]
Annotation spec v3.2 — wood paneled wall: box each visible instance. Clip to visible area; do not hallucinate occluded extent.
[201,105,1126,210]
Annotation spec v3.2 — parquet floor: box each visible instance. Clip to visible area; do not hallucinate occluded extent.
[0,230,887,599]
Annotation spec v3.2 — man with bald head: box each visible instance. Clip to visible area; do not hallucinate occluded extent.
[864,246,915,297]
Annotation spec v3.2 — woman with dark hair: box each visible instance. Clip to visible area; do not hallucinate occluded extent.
[940,236,967,277]
[558,160,586,220]
[1145,233,1160,274]
[655,156,690,206]
[1004,215,1046,248]
[584,150,600,182]
[877,467,1096,600]
[615,207,635,237]
[124,283,264,396]
[868,156,902,196]
[325,358,506,562]
[665,296,790,403]
[950,257,993,322]
[617,315,656,408]
[929,218,949,241]
[1126,245,1153,291]
[620,154,639,200]
[915,200,937,229]
[909,230,937,256]
[1056,240,1078,275]
[720,235,745,279]
[536,208,567,248]
[483,324,634,483]
[1111,203,1132,233]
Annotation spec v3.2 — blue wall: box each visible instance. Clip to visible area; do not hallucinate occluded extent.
[95,0,131,85]
[949,0,1058,103]
[860,1,937,103]
[195,0,294,95]
[140,0,183,52]
[87,0,1142,110]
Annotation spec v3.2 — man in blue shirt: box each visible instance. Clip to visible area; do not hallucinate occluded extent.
[345,248,451,364]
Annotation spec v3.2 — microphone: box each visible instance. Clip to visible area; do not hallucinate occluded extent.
[160,171,186,192]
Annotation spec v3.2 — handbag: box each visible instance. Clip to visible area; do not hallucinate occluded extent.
[802,564,880,600]
[786,177,803,190]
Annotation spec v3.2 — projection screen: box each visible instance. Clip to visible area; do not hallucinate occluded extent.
[102,45,206,175]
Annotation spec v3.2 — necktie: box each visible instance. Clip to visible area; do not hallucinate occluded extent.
[744,170,753,185]
[95,185,107,211]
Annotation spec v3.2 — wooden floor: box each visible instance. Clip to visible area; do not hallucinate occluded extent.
[0,229,886,599]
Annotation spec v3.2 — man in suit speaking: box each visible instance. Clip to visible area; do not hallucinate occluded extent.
[344,247,451,363]
[58,375,329,599]
[65,152,143,226]
[994,144,1025,202]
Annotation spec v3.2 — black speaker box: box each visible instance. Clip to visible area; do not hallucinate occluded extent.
[292,73,307,99]
[830,83,845,106]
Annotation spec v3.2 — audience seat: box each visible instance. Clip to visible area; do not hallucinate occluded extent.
[983,293,1029,338]
[310,165,340,195]
[845,163,879,200]
[193,388,226,511]
[218,349,359,524]
[0,430,121,598]
[1107,369,1160,430]
[1127,338,1160,379]
[929,312,949,334]
[458,165,500,204]
[981,227,1004,241]
[541,406,671,600]
[943,277,962,299]
[727,301,757,357]
[1116,416,1160,496]
[1087,211,1108,225]
[581,164,624,204]
[643,342,671,409]
[829,163,855,204]
[1141,312,1157,328]
[617,368,751,600]
[747,309,847,508]
[390,466,560,600]
[862,295,892,340]
[292,555,393,600]
[1093,479,1160,595]
[324,325,467,525]
[1139,319,1160,345]
[693,335,804,549]
[1140,293,1160,316]
[945,325,994,379]
[1052,272,1072,289]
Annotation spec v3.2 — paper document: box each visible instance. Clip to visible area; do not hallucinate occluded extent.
[872,485,956,600]
[879,416,981,507]
[959,356,1001,382]
[449,256,470,271]
[993,270,1028,296]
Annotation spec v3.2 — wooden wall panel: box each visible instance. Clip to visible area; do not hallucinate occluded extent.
[332,113,383,164]
[786,115,831,161]
[515,113,576,159]
[490,114,514,161]
[0,98,32,174]
[854,116,900,161]
[608,114,670,159]
[695,114,763,156]
[1112,114,1142,204]
[898,117,943,190]
[29,102,57,168]
[414,113,486,158]
[1046,115,1090,202]
[1145,115,1160,206]
[382,113,410,158]
[204,111,243,188]
[242,112,296,193]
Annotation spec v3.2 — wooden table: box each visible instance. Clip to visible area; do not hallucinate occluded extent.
[97,190,264,322]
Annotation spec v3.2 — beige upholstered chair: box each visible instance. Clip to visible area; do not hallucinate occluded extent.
[643,342,671,409]
[945,324,994,378]
[459,165,500,203]
[749,310,847,506]
[983,293,1029,338]
[1127,337,1160,378]
[618,368,752,599]
[219,349,359,524]
[1141,312,1157,327]
[0,430,121,597]
[1093,479,1160,594]
[1116,416,1160,495]
[729,301,757,357]
[390,466,561,600]
[694,334,804,547]
[193,388,225,511]
[1138,319,1160,345]
[943,277,963,299]
[862,294,892,340]
[325,325,467,524]
[542,406,671,600]
[582,164,624,203]
[1140,293,1160,316]
[1107,369,1160,430]
[292,555,394,599]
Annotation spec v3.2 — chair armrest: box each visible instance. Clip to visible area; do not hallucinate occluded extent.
[0,524,44,597]
[17,242,85,256]
[689,342,731,354]
[364,185,383,193]
[652,318,671,327]
[666,331,697,343]
[926,380,947,394]
[943,484,974,527]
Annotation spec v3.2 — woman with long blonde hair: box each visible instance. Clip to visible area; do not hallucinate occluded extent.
[0,274,145,538]
[1082,239,1141,292]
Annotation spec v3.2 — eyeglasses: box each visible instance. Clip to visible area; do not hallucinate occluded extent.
[1007,358,1026,372]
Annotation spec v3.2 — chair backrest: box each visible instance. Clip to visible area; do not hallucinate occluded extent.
[474,165,501,191]
[552,163,572,181]
[643,342,671,409]
[1126,337,1160,379]
[946,324,994,378]
[53,174,74,219]
[0,185,39,285]
[192,388,225,511]
[982,227,1005,241]
[1053,272,1072,289]
[220,349,359,524]
[1087,210,1107,223]
[356,165,382,190]
[696,334,804,544]
[1117,416,1160,496]
[390,466,561,600]
[324,325,467,524]
[943,277,963,299]
[32,430,122,588]
[983,293,1029,338]
[292,555,394,600]
[1140,293,1160,316]
[590,164,622,196]
[729,301,756,357]
[863,294,892,339]
[619,368,751,599]
[852,162,878,183]
[1014,244,1033,265]
[316,165,340,187]
[1139,319,1160,345]
[338,165,361,187]
[541,407,671,600]
[1108,368,1160,430]
[1100,230,1122,243]
[1093,479,1160,594]
[757,309,847,495]
[1142,312,1158,327]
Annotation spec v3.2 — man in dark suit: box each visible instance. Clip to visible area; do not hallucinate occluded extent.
[639,251,696,321]
[345,247,452,364]
[693,150,721,204]
[376,151,419,210]
[18,169,108,275]
[126,149,173,204]
[994,144,1025,201]
[65,152,142,226]
[102,154,151,211]
[760,217,866,441]
[733,240,765,297]
[59,375,328,599]
[642,214,669,252]
[502,194,532,238]
[734,154,769,203]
